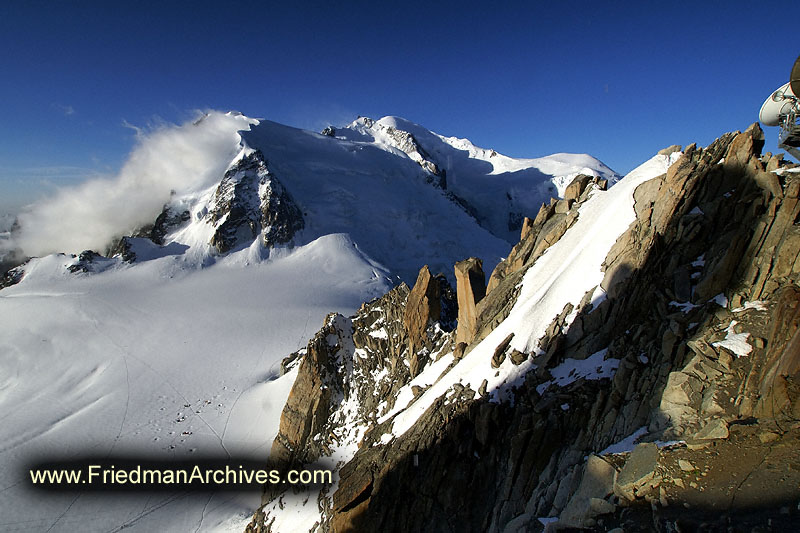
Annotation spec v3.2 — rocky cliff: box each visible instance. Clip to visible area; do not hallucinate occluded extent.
[248,124,800,532]
[206,149,304,253]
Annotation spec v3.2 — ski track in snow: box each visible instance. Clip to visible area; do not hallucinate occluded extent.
[84,293,231,459]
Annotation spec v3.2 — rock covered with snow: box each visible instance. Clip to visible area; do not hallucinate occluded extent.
[6,110,800,531]
[206,150,304,253]
[4,112,621,288]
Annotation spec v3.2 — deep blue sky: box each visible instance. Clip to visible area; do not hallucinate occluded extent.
[1,0,796,213]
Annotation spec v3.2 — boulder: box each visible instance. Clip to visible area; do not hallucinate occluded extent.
[554,199,573,214]
[559,455,617,528]
[658,144,682,156]
[510,349,527,365]
[564,175,592,202]
[453,342,467,360]
[614,443,659,501]
[694,418,729,440]
[491,333,514,368]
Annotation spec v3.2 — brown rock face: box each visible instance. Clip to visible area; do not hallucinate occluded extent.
[404,265,441,376]
[554,198,573,214]
[208,150,303,253]
[520,216,535,241]
[754,285,800,420]
[533,202,555,226]
[564,174,592,202]
[454,257,486,346]
[658,144,682,156]
[270,313,346,466]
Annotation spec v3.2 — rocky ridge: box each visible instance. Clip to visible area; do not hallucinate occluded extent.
[350,117,446,188]
[206,149,304,253]
[248,124,800,532]
[0,149,306,286]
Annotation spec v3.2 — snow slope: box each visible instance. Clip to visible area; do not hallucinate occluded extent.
[387,151,680,438]
[0,236,391,532]
[236,119,512,282]
[343,116,619,243]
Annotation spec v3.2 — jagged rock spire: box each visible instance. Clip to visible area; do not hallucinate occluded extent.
[454,257,486,346]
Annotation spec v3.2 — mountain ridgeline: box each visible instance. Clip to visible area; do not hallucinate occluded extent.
[2,115,618,287]
[247,124,800,532]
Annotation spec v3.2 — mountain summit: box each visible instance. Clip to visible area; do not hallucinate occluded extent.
[5,112,618,284]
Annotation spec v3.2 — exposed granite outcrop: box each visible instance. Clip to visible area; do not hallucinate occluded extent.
[208,150,303,253]
[106,236,138,262]
[368,121,446,189]
[454,257,486,346]
[564,174,593,202]
[270,312,351,466]
[269,274,457,471]
[0,263,25,289]
[404,265,456,376]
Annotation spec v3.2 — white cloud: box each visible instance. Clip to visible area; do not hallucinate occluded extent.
[52,103,75,116]
[121,119,144,139]
[12,111,257,257]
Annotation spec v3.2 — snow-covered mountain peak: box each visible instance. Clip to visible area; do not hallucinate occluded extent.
[334,114,620,240]
[6,111,620,285]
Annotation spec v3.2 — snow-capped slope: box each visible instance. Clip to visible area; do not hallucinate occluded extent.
[235,119,513,281]
[387,151,678,438]
[126,112,618,282]
[342,116,619,242]
[0,236,391,532]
